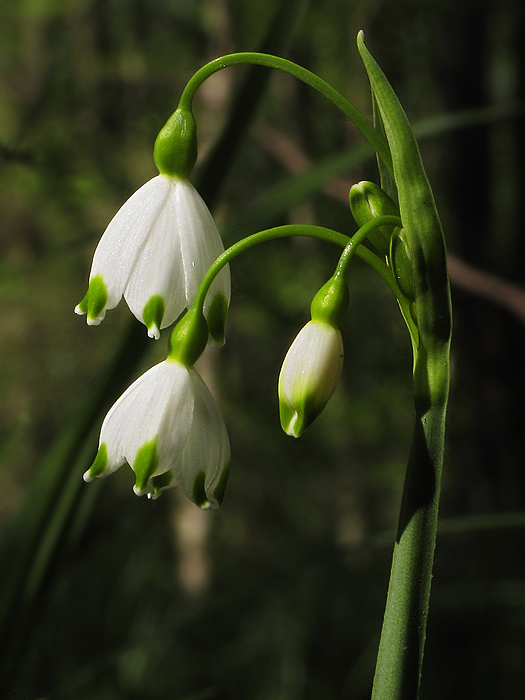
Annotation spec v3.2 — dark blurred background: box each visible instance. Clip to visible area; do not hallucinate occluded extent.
[1,0,525,698]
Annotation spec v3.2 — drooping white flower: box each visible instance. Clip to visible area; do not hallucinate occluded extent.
[75,175,230,341]
[278,320,344,438]
[84,358,230,508]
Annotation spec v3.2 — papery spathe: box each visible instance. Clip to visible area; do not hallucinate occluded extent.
[75,175,230,341]
[278,320,344,438]
[84,358,230,508]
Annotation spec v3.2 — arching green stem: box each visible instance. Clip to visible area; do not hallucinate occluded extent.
[178,52,393,175]
[336,215,401,277]
[192,218,401,316]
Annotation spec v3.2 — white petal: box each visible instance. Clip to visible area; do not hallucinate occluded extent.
[90,175,172,310]
[123,184,186,327]
[100,360,194,474]
[174,368,230,509]
[175,180,231,314]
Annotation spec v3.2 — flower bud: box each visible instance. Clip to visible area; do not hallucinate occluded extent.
[349,181,399,255]
[154,107,198,179]
[279,271,347,437]
[278,320,344,438]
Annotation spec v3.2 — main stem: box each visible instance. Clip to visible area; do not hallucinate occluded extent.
[371,355,449,700]
[356,34,452,700]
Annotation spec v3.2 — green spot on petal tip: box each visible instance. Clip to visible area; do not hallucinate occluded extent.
[75,292,89,315]
[86,444,108,480]
[86,275,108,323]
[150,471,174,499]
[191,471,209,508]
[133,485,149,497]
[133,439,159,494]
[143,295,165,340]
[209,462,230,509]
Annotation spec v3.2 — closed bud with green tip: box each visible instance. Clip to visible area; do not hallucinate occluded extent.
[278,273,347,438]
[278,320,344,438]
[349,181,400,255]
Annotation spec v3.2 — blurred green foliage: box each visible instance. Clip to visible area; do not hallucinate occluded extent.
[1,0,525,698]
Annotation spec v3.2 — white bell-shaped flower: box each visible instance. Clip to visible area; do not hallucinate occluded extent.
[75,175,230,341]
[84,358,230,508]
[278,320,344,438]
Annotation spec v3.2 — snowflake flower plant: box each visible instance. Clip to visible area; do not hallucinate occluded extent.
[76,37,451,700]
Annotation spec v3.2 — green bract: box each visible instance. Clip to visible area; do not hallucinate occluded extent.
[357,32,452,700]
[357,32,451,359]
